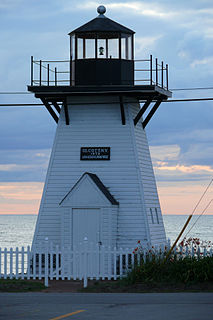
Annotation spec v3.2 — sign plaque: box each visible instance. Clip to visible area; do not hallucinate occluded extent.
[80,147,110,160]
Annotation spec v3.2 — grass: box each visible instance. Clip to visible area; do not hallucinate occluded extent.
[1,256,213,293]
[82,279,213,293]
[121,256,213,285]
[82,255,213,293]
[0,279,46,292]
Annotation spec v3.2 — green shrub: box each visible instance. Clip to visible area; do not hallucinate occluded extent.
[122,256,213,285]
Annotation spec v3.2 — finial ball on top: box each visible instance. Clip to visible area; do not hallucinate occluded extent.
[97,5,106,15]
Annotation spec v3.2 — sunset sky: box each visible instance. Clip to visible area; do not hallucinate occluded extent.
[0,0,213,215]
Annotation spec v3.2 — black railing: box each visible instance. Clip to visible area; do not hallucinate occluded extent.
[31,57,70,86]
[30,55,169,90]
[134,55,168,89]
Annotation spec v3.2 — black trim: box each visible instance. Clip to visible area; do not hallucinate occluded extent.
[29,84,172,98]
[64,101,70,125]
[52,101,61,114]
[40,98,59,123]
[86,173,118,205]
[134,97,153,126]
[119,96,126,125]
[60,172,119,206]
[142,99,163,129]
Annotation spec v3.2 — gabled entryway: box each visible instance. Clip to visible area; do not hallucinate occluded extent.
[59,172,119,249]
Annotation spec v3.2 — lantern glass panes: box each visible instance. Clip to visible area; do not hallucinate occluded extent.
[97,39,106,58]
[77,38,83,59]
[85,39,95,58]
[121,37,126,59]
[73,32,133,60]
[128,35,132,60]
[108,38,119,59]
[71,35,75,60]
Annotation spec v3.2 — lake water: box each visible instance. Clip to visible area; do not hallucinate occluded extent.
[0,214,213,248]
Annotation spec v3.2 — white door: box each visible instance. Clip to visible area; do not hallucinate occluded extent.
[72,208,101,246]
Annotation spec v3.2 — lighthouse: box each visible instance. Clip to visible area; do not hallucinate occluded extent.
[28,6,172,251]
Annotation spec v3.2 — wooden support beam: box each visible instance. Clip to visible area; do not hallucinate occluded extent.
[40,98,59,123]
[119,96,126,125]
[64,101,70,125]
[134,97,153,126]
[142,99,162,129]
[52,102,61,114]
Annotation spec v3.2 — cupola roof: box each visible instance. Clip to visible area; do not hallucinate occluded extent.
[69,6,134,35]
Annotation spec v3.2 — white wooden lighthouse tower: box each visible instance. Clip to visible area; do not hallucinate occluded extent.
[28,6,172,250]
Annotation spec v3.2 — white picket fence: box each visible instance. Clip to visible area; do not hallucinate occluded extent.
[1,241,213,288]
[0,242,137,287]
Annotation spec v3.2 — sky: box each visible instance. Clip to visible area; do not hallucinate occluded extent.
[0,0,213,215]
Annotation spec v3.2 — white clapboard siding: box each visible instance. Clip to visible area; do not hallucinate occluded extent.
[32,95,166,250]
[129,103,166,245]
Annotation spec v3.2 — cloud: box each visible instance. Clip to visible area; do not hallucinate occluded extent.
[69,1,178,20]
[0,182,43,201]
[191,56,213,68]
[155,163,213,174]
[150,145,180,161]
[179,143,213,166]
[135,36,163,57]
[0,149,50,182]
[0,164,38,172]
[149,143,213,183]
[0,182,43,214]
[158,180,213,215]
[0,0,23,9]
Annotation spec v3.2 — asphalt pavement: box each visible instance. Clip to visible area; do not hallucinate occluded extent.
[0,292,213,320]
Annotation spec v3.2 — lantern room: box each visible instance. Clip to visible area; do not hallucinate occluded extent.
[69,6,135,86]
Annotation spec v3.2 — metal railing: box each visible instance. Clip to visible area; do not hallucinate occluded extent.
[135,55,169,90]
[30,55,169,90]
[31,57,70,86]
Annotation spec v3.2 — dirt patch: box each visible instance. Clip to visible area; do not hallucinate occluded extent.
[43,279,213,293]
[43,279,85,292]
[1,279,213,293]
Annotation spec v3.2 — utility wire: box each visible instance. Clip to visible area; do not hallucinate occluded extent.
[0,92,31,95]
[164,98,213,102]
[188,179,213,216]
[171,87,213,91]
[1,86,213,94]
[163,179,213,262]
[1,97,213,107]
[178,178,213,242]
[184,199,213,239]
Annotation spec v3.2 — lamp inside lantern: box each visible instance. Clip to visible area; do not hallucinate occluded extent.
[99,46,104,56]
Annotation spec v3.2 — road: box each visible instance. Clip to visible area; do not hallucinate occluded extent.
[0,292,213,320]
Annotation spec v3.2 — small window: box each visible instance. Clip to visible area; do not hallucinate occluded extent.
[155,208,159,224]
[150,208,154,224]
